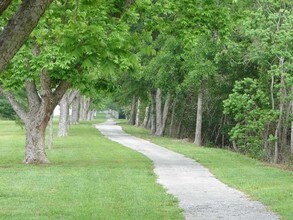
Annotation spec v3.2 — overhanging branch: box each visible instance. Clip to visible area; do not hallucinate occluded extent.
[0,0,12,16]
[0,85,28,123]
[0,0,53,73]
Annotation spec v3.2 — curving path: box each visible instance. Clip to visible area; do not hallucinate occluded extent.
[96,119,279,220]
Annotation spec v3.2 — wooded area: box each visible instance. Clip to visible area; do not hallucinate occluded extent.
[0,0,292,164]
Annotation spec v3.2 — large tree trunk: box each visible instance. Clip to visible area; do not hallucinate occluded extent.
[71,91,80,124]
[291,115,293,154]
[48,114,53,150]
[150,91,156,135]
[194,89,203,146]
[58,90,79,137]
[0,0,53,72]
[135,98,140,126]
[155,88,162,135]
[58,95,69,137]
[169,96,177,136]
[142,106,150,128]
[25,120,49,163]
[273,57,287,163]
[129,95,136,125]
[0,71,70,163]
[0,0,12,15]
[79,96,85,120]
[156,93,171,136]
[290,86,293,155]
[84,98,92,121]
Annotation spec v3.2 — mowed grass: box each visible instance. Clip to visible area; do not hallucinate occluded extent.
[119,121,293,220]
[0,115,183,220]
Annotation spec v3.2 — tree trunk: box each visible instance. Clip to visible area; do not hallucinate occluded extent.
[0,0,12,15]
[155,88,162,136]
[24,120,49,164]
[194,89,203,146]
[84,98,91,121]
[143,106,150,128]
[58,95,69,137]
[79,96,85,120]
[291,116,293,154]
[151,91,156,135]
[169,96,177,136]
[87,108,92,121]
[48,114,53,150]
[156,93,170,136]
[90,110,96,120]
[0,0,53,72]
[273,57,286,163]
[58,90,78,137]
[135,98,140,126]
[71,91,80,124]
[176,121,182,139]
[129,95,136,125]
[290,86,293,155]
[0,71,70,164]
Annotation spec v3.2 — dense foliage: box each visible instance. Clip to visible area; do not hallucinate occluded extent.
[0,0,292,164]
[112,0,293,163]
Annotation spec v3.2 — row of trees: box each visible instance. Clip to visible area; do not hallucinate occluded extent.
[0,0,140,163]
[0,0,292,164]
[113,0,292,164]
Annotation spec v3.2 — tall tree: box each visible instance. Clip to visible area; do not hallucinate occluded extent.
[0,0,53,72]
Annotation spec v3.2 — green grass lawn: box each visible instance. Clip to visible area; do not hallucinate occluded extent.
[119,121,293,220]
[0,115,183,220]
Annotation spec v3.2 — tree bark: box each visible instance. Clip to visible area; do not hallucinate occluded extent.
[156,93,171,136]
[142,106,150,128]
[291,87,293,154]
[83,98,91,121]
[169,96,177,136]
[155,88,162,136]
[194,89,203,146]
[291,112,293,154]
[58,95,69,137]
[150,91,156,135]
[135,98,140,126]
[273,57,286,163]
[25,120,49,163]
[58,90,78,136]
[0,0,53,72]
[48,114,53,150]
[79,95,85,120]
[129,95,136,125]
[71,91,80,124]
[0,0,12,15]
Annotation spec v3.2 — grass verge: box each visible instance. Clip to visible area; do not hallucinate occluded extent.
[119,121,293,220]
[0,114,183,220]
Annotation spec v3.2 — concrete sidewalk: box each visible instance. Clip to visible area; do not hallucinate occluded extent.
[96,119,279,220]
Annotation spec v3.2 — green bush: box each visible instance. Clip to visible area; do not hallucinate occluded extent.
[223,78,277,159]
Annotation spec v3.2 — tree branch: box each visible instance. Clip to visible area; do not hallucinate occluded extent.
[52,81,71,108]
[40,69,52,98]
[0,0,53,73]
[0,85,28,123]
[0,0,12,16]
[68,89,79,104]
[25,80,41,109]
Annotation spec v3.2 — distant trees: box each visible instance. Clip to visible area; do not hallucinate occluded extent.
[0,0,292,164]
[116,0,292,163]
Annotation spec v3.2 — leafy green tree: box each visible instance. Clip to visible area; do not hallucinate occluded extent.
[0,0,140,164]
[224,78,277,159]
[0,0,53,72]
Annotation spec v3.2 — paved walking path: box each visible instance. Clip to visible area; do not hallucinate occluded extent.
[96,119,279,220]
